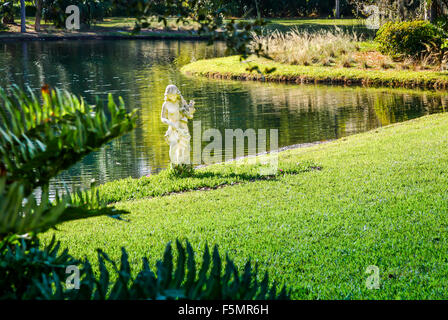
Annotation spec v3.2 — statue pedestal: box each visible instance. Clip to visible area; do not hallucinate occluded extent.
[170,163,195,177]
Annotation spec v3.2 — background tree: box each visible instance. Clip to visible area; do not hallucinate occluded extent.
[20,0,25,32]
[35,0,42,31]
[0,2,15,24]
[350,0,447,22]
[424,0,448,21]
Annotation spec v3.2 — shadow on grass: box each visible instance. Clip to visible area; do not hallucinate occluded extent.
[96,161,322,204]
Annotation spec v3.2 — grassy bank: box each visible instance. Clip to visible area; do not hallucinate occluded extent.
[240,17,372,35]
[0,17,204,41]
[95,161,318,204]
[41,113,448,299]
[1,17,371,41]
[181,56,448,89]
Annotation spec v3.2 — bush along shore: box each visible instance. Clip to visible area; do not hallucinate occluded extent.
[181,56,448,89]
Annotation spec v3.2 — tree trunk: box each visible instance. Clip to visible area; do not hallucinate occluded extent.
[20,0,26,33]
[35,0,43,32]
[425,0,439,22]
[430,0,438,22]
[335,0,341,18]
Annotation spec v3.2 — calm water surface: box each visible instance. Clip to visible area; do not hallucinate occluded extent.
[0,40,446,192]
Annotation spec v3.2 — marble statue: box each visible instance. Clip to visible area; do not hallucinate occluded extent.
[161,84,196,166]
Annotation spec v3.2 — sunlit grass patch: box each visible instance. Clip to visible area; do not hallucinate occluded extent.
[181,55,448,89]
[95,160,319,204]
[41,113,448,299]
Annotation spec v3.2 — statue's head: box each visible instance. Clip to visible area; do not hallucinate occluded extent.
[164,85,181,102]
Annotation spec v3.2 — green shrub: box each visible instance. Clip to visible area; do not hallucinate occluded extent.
[375,20,445,58]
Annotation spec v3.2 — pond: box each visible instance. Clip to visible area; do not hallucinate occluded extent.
[0,40,446,193]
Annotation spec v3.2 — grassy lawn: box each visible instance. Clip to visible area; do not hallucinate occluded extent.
[17,16,136,29]
[181,56,448,89]
[1,17,203,39]
[1,17,373,39]
[41,112,448,299]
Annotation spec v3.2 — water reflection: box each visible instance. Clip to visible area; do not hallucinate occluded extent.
[0,40,445,193]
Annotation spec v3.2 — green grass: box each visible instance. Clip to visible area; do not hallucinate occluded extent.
[358,40,379,52]
[95,161,317,204]
[2,16,204,40]
[2,17,373,39]
[16,17,136,29]
[265,18,366,26]
[181,55,448,89]
[236,17,371,32]
[257,17,374,37]
[91,17,136,28]
[41,113,448,299]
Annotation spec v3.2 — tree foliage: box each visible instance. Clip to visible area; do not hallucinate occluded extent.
[350,0,448,22]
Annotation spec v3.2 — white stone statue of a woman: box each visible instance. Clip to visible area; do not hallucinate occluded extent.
[161,84,195,167]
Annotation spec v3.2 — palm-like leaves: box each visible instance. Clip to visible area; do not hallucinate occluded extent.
[0,85,136,194]
[0,236,77,299]
[0,178,66,236]
[0,177,129,238]
[0,85,136,238]
[35,240,290,300]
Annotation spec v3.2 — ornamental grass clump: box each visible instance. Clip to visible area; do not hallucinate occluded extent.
[251,27,360,67]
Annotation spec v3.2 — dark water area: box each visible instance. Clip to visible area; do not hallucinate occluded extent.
[0,39,446,193]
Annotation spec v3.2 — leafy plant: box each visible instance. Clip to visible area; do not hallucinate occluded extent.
[0,236,77,299]
[34,239,290,300]
[169,164,195,178]
[0,85,136,240]
[0,177,128,238]
[0,85,290,300]
[0,85,136,195]
[0,1,14,25]
[375,20,445,59]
